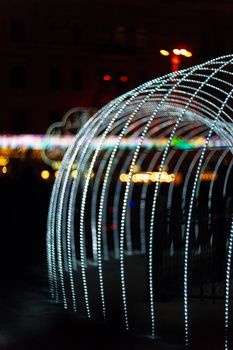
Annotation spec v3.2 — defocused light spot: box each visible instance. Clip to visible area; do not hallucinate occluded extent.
[184,51,192,57]
[71,170,77,179]
[133,164,141,173]
[41,170,50,180]
[0,156,8,166]
[160,49,170,56]
[120,171,176,184]
[129,201,136,208]
[174,172,183,185]
[52,161,61,170]
[180,49,188,56]
[180,49,192,57]
[120,75,128,82]
[2,166,7,174]
[200,172,217,181]
[103,75,112,81]
[173,49,180,55]
[84,170,94,179]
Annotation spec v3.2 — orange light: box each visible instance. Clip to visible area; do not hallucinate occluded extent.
[41,170,50,180]
[2,166,7,174]
[0,156,8,166]
[103,74,112,81]
[179,49,192,57]
[120,171,175,184]
[200,172,217,181]
[184,51,192,57]
[173,49,180,55]
[171,54,181,72]
[180,49,188,55]
[174,172,183,185]
[120,75,128,82]
[160,49,170,56]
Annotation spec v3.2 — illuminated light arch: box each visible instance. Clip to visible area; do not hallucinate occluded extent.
[47,55,233,349]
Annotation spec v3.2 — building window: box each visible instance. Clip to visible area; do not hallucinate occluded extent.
[49,68,61,90]
[10,20,27,42]
[71,69,83,90]
[12,111,27,133]
[11,66,27,89]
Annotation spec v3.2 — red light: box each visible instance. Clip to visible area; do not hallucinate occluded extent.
[120,75,128,82]
[110,224,116,230]
[103,74,112,81]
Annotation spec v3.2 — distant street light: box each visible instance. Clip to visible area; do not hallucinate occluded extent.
[160,49,170,57]
[160,48,192,71]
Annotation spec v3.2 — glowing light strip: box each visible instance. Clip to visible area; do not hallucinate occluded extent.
[124,119,185,256]
[183,59,233,348]
[120,171,175,183]
[80,71,182,325]
[47,65,178,314]
[148,55,233,342]
[46,54,233,349]
[139,123,205,257]
[95,115,155,259]
[78,92,139,320]
[0,134,229,151]
[112,118,180,258]
[0,135,74,149]
[97,86,164,324]
[146,55,226,339]
[225,217,233,350]
[223,158,233,197]
[66,101,124,316]
[147,68,199,339]
[194,149,218,251]
[67,126,101,311]
[117,77,178,332]
[91,81,160,323]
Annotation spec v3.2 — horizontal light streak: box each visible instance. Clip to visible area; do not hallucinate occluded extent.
[0,134,228,151]
[120,171,175,183]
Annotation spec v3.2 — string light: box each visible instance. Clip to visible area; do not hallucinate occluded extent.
[46,54,233,349]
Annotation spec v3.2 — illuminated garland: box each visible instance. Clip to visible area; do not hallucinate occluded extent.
[47,54,233,349]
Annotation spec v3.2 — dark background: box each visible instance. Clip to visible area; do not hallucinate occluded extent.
[0,0,232,133]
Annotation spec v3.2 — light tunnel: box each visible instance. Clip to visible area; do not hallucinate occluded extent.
[47,54,233,348]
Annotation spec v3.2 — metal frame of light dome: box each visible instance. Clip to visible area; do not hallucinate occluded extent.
[47,54,233,349]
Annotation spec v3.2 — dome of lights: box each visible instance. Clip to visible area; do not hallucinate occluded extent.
[47,54,233,349]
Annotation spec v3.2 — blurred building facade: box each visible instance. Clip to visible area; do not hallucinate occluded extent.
[0,0,232,133]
